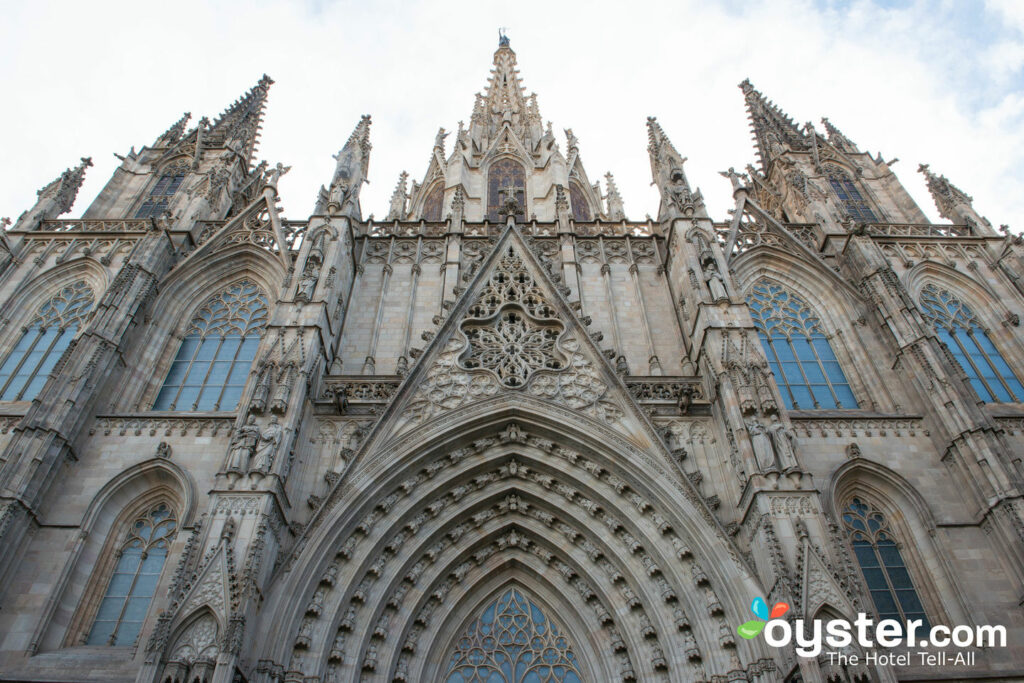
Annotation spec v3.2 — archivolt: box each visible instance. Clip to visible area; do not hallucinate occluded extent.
[257,413,776,681]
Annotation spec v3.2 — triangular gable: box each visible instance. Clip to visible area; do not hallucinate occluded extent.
[481,124,536,168]
[176,191,290,272]
[799,539,857,619]
[177,544,231,621]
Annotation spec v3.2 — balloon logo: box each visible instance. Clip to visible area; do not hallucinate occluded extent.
[737,596,790,639]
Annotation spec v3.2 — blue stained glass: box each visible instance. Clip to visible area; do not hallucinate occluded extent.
[919,284,1022,403]
[153,281,268,411]
[445,589,583,683]
[748,281,857,410]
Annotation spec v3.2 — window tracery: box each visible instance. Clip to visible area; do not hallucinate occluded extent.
[841,498,929,630]
[487,159,526,222]
[0,281,94,401]
[918,284,1023,403]
[422,183,444,221]
[136,169,187,219]
[153,280,268,411]
[443,588,583,683]
[825,166,877,223]
[87,502,177,646]
[747,281,857,409]
[568,183,592,222]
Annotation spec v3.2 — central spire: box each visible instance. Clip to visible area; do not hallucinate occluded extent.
[467,36,543,155]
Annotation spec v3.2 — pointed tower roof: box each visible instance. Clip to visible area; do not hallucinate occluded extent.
[42,156,93,215]
[739,79,808,170]
[205,74,274,166]
[154,112,192,148]
[647,117,704,221]
[821,117,858,154]
[918,163,973,220]
[387,171,409,220]
[604,172,625,221]
[466,34,544,155]
[326,114,373,219]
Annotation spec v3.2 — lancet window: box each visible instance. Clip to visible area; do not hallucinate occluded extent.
[486,158,526,222]
[136,172,186,219]
[747,280,858,409]
[0,281,94,401]
[422,183,444,221]
[842,498,930,630]
[569,182,592,221]
[153,280,268,411]
[918,284,1024,402]
[443,588,583,683]
[86,502,177,646]
[825,166,877,222]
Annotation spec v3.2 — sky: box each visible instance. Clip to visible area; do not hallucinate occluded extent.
[1,0,1021,229]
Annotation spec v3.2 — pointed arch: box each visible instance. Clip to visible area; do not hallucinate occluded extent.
[568,181,592,222]
[486,157,527,222]
[826,459,971,630]
[53,458,193,650]
[745,278,858,409]
[135,157,191,219]
[160,607,221,683]
[253,404,776,680]
[420,181,444,222]
[823,162,878,223]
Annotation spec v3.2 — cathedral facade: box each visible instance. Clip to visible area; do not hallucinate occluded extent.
[1,37,1023,683]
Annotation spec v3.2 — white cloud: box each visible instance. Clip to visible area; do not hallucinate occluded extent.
[0,0,1021,231]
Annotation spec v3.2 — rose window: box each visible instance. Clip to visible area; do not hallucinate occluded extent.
[461,309,564,388]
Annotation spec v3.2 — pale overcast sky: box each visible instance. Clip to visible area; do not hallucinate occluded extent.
[1,0,1021,229]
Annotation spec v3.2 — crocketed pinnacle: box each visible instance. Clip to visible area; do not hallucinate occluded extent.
[468,38,542,150]
[739,79,807,170]
[821,117,858,153]
[605,172,625,221]
[40,156,93,216]
[155,112,192,147]
[918,163,973,220]
[206,74,274,165]
[387,171,409,220]
[646,116,689,188]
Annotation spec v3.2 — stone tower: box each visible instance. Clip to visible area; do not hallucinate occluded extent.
[0,36,1022,683]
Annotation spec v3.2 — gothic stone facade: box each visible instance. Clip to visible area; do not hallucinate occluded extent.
[1,39,1023,683]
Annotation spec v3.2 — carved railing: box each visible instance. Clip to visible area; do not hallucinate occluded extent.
[788,414,926,437]
[37,219,150,233]
[626,376,706,416]
[90,414,236,437]
[864,223,973,238]
[323,376,403,414]
[364,219,654,238]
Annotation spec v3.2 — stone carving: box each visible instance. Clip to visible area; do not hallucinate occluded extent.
[251,416,282,472]
[226,415,259,471]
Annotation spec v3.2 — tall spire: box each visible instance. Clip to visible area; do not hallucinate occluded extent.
[647,116,704,220]
[205,74,274,166]
[917,163,990,231]
[739,79,808,170]
[14,157,93,230]
[327,114,372,219]
[387,171,409,220]
[604,172,625,221]
[154,111,191,148]
[467,35,543,153]
[821,117,858,154]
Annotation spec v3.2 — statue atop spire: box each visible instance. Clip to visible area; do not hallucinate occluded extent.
[739,79,808,170]
[14,157,93,230]
[498,27,510,48]
[647,117,704,220]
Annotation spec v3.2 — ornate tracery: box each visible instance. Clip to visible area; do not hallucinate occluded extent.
[918,284,1024,403]
[153,280,268,411]
[443,588,583,683]
[487,159,527,222]
[0,280,94,401]
[747,280,857,409]
[825,165,877,223]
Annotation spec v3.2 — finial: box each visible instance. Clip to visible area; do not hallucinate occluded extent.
[498,27,510,47]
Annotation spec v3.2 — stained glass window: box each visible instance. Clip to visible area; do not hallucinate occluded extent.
[568,183,592,222]
[152,280,268,411]
[444,588,583,683]
[422,183,444,221]
[87,502,177,646]
[918,284,1024,403]
[842,498,929,630]
[748,280,858,409]
[826,167,877,223]
[487,159,526,222]
[136,173,186,219]
[0,281,94,401]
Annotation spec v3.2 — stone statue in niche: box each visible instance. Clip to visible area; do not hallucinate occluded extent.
[704,258,729,302]
[745,418,776,472]
[251,416,283,472]
[226,415,260,471]
[767,414,798,470]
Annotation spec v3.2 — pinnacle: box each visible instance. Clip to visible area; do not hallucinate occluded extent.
[738,78,807,169]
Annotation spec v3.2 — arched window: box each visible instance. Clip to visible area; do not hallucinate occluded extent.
[136,172,187,219]
[444,588,583,683]
[153,280,268,411]
[826,167,877,223]
[568,182,592,221]
[0,281,94,401]
[842,498,930,630]
[87,502,177,646]
[748,281,858,409]
[486,158,526,222]
[918,284,1024,402]
[422,183,444,221]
